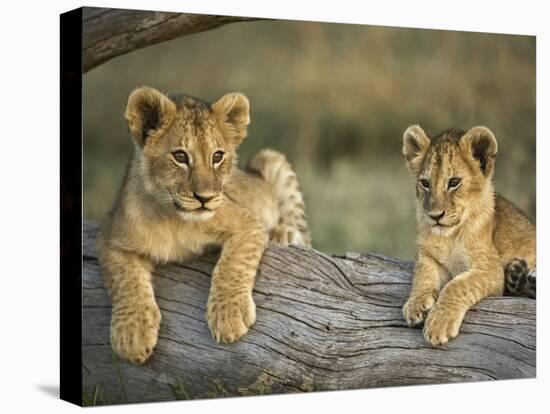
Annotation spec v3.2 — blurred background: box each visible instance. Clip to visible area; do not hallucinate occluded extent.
[84,19,536,260]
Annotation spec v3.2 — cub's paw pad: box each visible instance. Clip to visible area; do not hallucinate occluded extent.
[505,258,528,295]
[403,292,436,326]
[207,292,256,344]
[270,224,305,247]
[527,270,536,298]
[423,306,463,346]
[110,304,161,364]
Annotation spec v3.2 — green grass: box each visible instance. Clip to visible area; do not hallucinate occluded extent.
[169,379,191,400]
[82,346,129,406]
[82,384,108,406]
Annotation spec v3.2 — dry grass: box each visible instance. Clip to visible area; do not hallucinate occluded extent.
[83,19,535,259]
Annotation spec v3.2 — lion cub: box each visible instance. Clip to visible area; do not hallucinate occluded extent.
[96,86,310,364]
[402,125,535,346]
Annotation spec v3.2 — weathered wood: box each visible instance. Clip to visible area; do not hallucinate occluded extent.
[82,220,535,404]
[82,7,261,72]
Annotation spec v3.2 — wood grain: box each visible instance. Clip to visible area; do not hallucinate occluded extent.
[82,7,261,72]
[82,220,535,404]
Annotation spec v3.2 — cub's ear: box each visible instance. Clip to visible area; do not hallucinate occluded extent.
[459,126,498,176]
[211,92,250,146]
[403,125,431,174]
[125,86,176,148]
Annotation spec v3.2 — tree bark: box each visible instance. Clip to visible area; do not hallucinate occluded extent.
[82,7,261,72]
[82,220,535,405]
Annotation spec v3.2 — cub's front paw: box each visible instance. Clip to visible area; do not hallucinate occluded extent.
[110,302,161,364]
[206,291,256,344]
[423,305,464,346]
[402,291,437,326]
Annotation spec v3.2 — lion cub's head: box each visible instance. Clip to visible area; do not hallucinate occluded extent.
[402,125,498,235]
[125,86,250,222]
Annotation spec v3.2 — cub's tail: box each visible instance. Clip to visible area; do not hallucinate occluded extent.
[247,148,311,247]
[504,258,536,299]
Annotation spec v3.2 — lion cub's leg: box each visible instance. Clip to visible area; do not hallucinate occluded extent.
[423,258,504,346]
[206,215,268,344]
[98,246,161,364]
[505,258,536,299]
[247,149,311,247]
[403,255,449,326]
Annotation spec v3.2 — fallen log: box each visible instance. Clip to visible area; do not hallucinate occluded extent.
[82,220,535,405]
[82,7,261,72]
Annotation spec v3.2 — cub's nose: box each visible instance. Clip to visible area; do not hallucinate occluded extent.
[193,192,214,204]
[429,211,445,221]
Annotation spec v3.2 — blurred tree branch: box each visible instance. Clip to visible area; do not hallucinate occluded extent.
[83,7,262,72]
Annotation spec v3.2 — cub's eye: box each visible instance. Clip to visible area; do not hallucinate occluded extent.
[419,179,430,189]
[172,150,189,164]
[212,151,224,164]
[448,177,461,189]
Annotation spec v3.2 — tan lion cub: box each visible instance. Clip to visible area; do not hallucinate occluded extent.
[97,87,310,364]
[402,125,535,346]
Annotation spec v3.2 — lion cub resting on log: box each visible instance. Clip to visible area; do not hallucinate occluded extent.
[97,87,310,364]
[402,125,535,346]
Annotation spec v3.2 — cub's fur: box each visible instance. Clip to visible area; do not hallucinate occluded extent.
[97,87,310,364]
[402,125,535,346]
